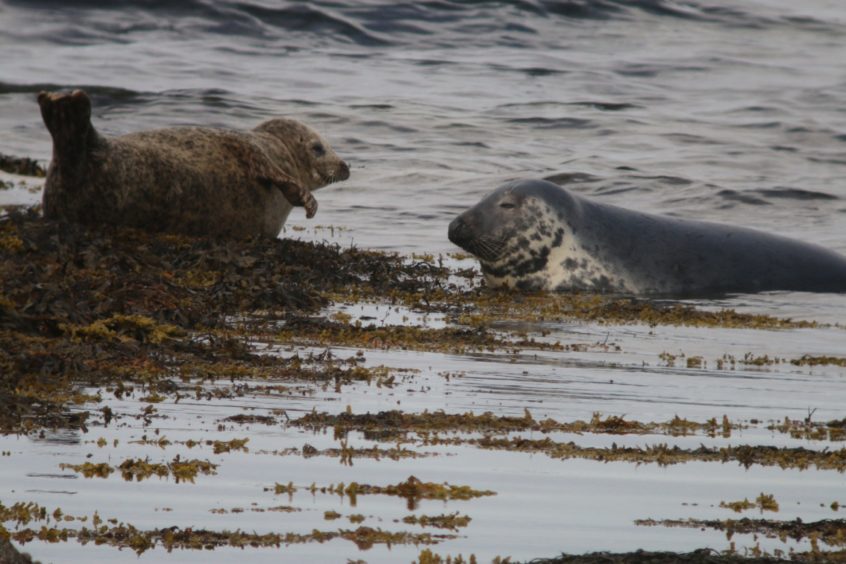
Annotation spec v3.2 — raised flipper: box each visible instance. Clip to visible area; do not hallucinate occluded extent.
[38,90,100,167]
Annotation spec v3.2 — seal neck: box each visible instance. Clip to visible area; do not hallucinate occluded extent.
[52,126,104,187]
[253,131,319,191]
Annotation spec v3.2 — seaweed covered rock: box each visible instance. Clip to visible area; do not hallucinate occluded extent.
[0,153,45,177]
[0,210,450,434]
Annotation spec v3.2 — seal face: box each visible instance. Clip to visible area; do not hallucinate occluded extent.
[38,90,350,238]
[449,179,846,296]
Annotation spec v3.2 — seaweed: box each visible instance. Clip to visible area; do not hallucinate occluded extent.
[522,548,822,563]
[7,523,454,554]
[267,476,495,510]
[402,512,472,530]
[719,493,779,513]
[635,517,846,548]
[0,210,449,433]
[0,154,45,177]
[59,456,217,483]
[292,409,745,440]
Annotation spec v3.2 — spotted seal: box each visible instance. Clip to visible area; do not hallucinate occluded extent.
[38,89,350,238]
[448,179,846,296]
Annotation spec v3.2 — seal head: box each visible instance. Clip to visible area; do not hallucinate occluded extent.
[449,180,586,291]
[253,118,350,190]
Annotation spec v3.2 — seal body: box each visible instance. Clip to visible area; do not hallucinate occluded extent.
[38,90,350,238]
[448,179,846,296]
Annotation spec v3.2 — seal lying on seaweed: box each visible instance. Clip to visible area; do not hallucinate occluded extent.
[449,179,846,296]
[38,90,350,238]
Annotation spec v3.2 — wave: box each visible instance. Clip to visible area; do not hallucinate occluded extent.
[5,0,842,48]
[754,187,838,201]
[507,117,595,129]
[0,82,144,103]
[226,2,391,45]
[717,187,838,206]
[0,83,278,122]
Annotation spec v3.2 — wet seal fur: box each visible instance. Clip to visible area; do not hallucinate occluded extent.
[448,179,846,296]
[38,89,350,238]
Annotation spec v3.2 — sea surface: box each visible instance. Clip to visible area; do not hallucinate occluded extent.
[1,1,845,562]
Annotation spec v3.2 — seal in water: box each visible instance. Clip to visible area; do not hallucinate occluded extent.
[38,90,350,238]
[448,179,846,296]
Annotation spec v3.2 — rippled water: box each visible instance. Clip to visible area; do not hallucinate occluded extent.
[3,0,846,253]
[1,1,845,562]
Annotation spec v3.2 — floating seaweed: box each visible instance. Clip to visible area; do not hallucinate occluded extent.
[719,493,780,513]
[7,523,454,555]
[635,517,846,549]
[60,456,218,483]
[402,512,472,531]
[267,476,495,510]
[292,409,745,440]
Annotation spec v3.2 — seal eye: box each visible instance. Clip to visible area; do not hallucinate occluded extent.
[312,143,326,157]
[500,202,516,209]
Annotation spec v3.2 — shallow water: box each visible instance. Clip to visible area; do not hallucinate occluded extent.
[1,0,846,561]
[1,318,845,562]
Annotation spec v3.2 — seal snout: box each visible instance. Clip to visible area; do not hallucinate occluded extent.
[448,216,473,250]
[449,215,503,261]
[338,160,350,181]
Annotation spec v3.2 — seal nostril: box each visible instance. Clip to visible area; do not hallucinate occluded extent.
[338,161,350,180]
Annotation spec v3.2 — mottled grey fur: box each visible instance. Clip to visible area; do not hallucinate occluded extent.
[449,179,846,296]
[39,90,350,238]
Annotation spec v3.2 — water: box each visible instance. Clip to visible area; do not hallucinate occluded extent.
[3,0,846,253]
[1,1,846,562]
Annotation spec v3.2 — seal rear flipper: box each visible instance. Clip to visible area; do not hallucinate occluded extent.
[262,176,318,218]
[38,90,100,165]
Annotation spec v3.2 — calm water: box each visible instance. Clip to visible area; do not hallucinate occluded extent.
[1,1,846,562]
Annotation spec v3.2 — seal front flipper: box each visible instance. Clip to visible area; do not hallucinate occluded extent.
[261,175,318,218]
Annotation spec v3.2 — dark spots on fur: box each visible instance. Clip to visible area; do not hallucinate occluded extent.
[515,236,531,250]
[552,227,564,247]
[516,276,546,291]
[528,245,548,259]
[562,257,589,272]
[484,244,551,278]
[591,275,613,293]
